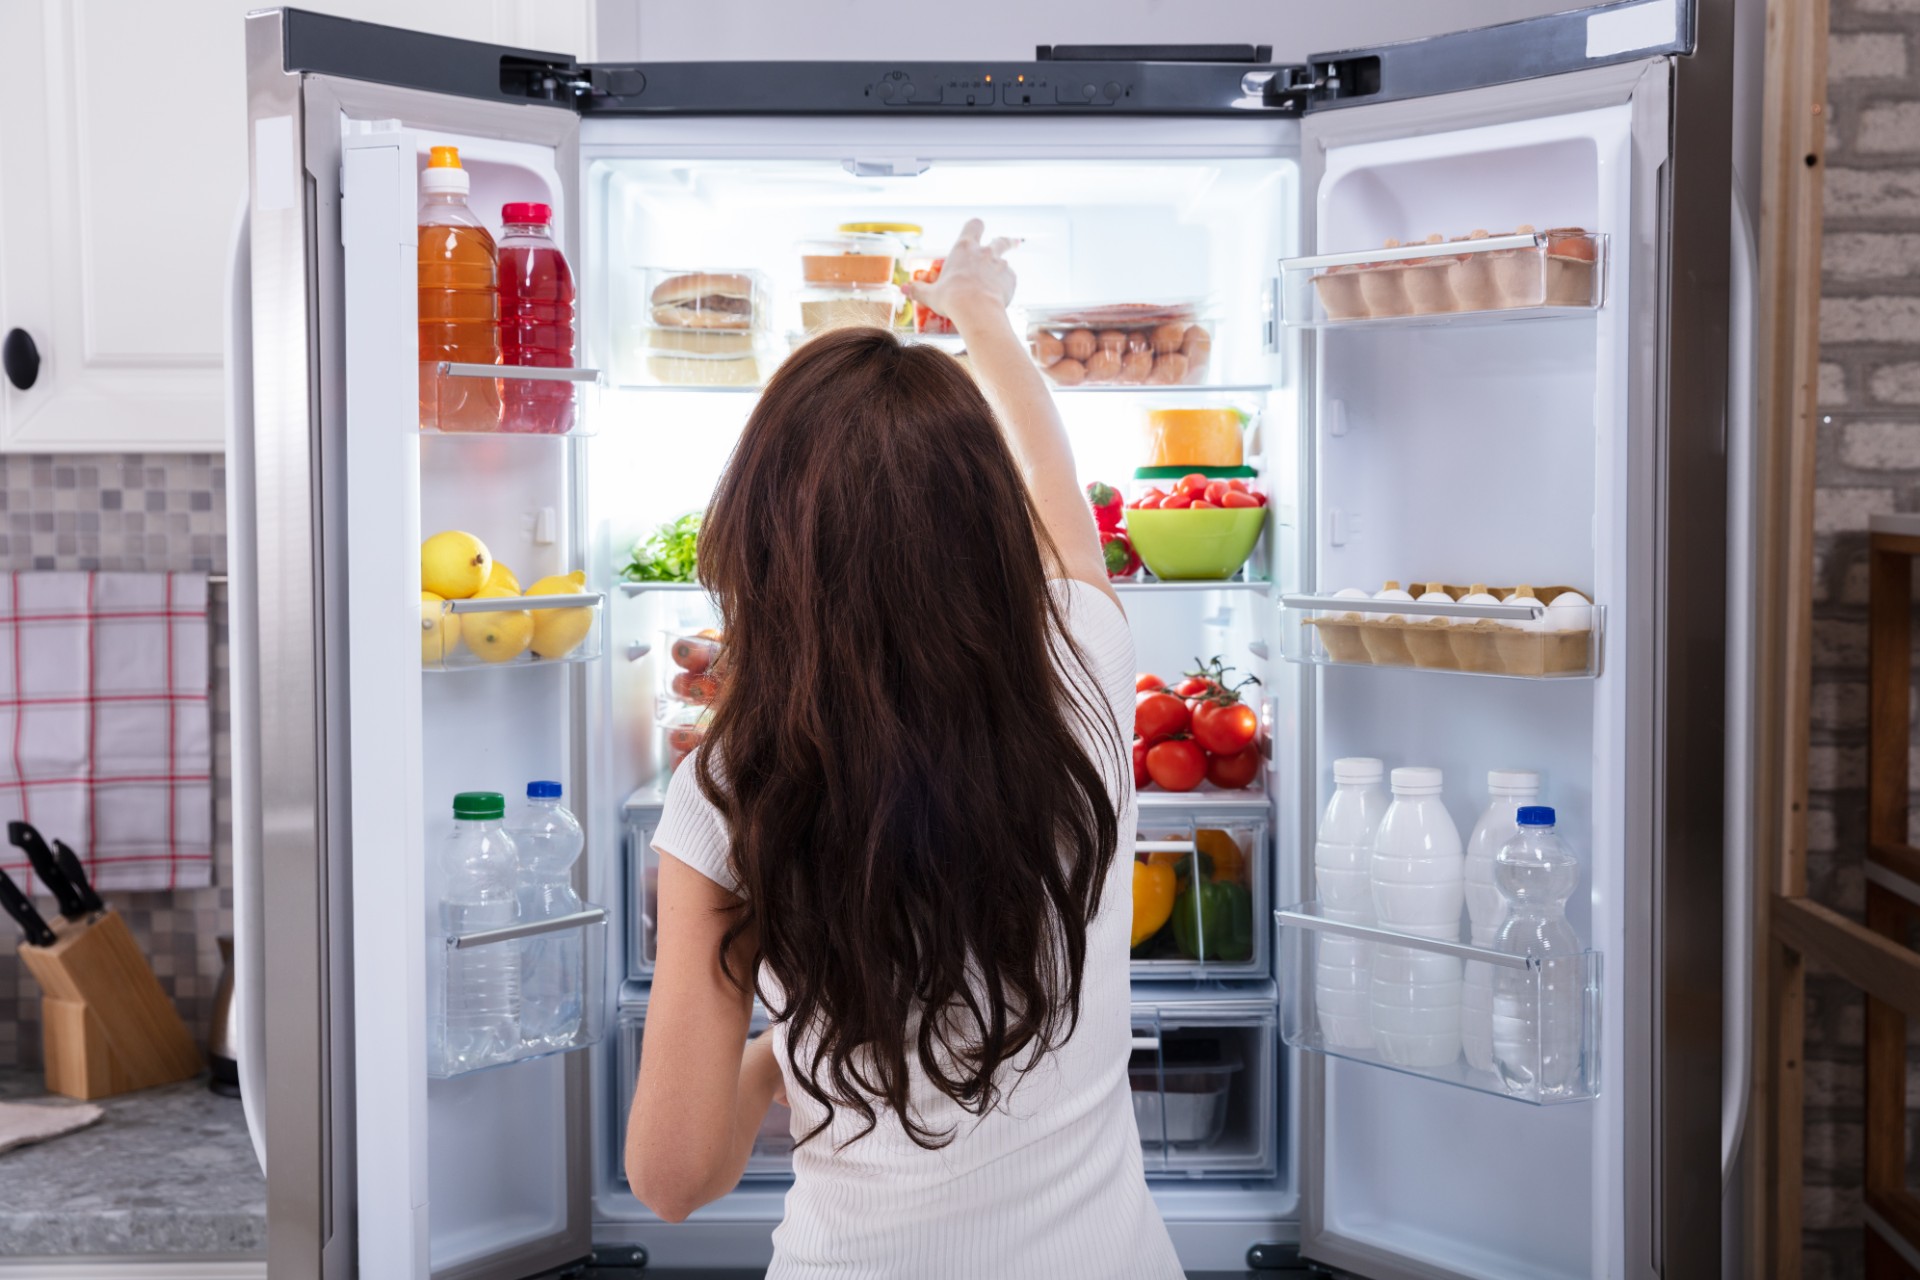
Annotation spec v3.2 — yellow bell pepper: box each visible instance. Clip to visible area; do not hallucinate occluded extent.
[1195,828,1246,886]
[1132,860,1178,948]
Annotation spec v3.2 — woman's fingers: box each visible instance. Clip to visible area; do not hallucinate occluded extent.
[955,217,985,248]
[987,236,1020,257]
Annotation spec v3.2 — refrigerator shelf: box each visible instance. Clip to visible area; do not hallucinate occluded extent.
[1115,575,1270,594]
[604,381,1277,398]
[424,591,605,673]
[618,581,707,598]
[1279,594,1602,680]
[428,911,607,1080]
[1277,903,1601,1105]
[422,362,604,435]
[1279,231,1607,328]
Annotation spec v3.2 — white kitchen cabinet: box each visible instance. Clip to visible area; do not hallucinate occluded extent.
[0,0,591,453]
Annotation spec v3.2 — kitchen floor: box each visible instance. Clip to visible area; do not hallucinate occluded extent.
[0,1069,264,1258]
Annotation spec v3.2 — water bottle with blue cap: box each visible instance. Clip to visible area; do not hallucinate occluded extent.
[1491,805,1583,1099]
[511,780,585,1050]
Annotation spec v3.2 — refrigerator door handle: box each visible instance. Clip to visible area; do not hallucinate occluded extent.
[1722,186,1758,1184]
[224,195,268,1175]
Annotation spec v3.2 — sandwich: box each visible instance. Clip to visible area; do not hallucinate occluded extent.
[650,272,758,330]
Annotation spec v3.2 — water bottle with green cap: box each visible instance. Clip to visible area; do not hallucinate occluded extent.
[442,790,521,1071]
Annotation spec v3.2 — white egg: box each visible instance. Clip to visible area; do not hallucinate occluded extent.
[1415,585,1455,625]
[1372,580,1414,623]
[1544,589,1593,633]
[1502,587,1547,631]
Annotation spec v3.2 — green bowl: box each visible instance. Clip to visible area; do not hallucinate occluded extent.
[1125,506,1266,580]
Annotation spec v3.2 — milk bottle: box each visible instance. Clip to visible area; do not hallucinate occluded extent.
[1312,758,1387,1048]
[1369,766,1463,1067]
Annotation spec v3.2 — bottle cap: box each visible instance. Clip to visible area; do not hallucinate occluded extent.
[502,201,552,225]
[1517,805,1555,826]
[453,791,504,820]
[422,145,469,195]
[1389,766,1443,795]
[527,780,562,799]
[1487,769,1540,795]
[1333,757,1384,785]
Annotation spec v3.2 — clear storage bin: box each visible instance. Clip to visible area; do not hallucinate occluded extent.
[1025,301,1219,388]
[1131,817,1267,979]
[422,590,604,672]
[624,800,663,979]
[1132,1001,1277,1178]
[1280,229,1606,328]
[616,1002,794,1182]
[427,907,606,1079]
[797,232,904,287]
[1277,902,1601,1104]
[797,284,902,334]
[615,267,773,387]
[1280,588,1601,680]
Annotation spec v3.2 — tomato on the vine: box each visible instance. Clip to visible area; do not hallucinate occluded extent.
[1206,744,1262,790]
[1191,699,1259,756]
[1132,738,1152,788]
[1135,672,1166,693]
[1174,675,1218,701]
[1134,691,1191,741]
[1145,738,1207,792]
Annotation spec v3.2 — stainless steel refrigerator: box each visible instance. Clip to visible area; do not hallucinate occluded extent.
[229,3,1747,1276]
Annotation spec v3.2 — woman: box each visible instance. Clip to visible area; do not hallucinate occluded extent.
[625,221,1181,1278]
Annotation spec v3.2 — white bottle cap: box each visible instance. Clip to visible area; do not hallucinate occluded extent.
[1390,765,1443,795]
[1487,769,1540,795]
[1333,757,1384,784]
[422,165,470,195]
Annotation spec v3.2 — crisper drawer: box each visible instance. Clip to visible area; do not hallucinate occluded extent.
[1130,998,1277,1179]
[1130,811,1268,980]
[615,1002,793,1184]
[624,803,663,979]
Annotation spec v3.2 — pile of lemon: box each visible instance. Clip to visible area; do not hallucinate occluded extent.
[420,530,593,667]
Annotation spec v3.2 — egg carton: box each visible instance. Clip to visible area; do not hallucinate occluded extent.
[1303,584,1596,678]
[1301,229,1604,323]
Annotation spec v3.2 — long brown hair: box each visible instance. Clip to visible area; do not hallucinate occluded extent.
[695,326,1122,1149]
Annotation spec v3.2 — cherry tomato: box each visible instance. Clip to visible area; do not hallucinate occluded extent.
[1206,744,1262,790]
[1161,493,1193,509]
[1133,738,1152,788]
[1221,491,1260,509]
[1190,499,1218,510]
[1227,478,1249,493]
[1204,480,1230,505]
[1135,691,1191,741]
[671,635,720,673]
[1250,492,1268,506]
[1146,738,1207,792]
[1191,699,1259,756]
[1174,675,1219,700]
[1177,473,1211,496]
[1135,673,1166,693]
[1135,496,1162,510]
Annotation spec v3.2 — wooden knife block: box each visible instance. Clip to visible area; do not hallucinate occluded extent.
[16,909,202,1100]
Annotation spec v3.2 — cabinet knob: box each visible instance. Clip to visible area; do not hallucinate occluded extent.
[2,329,39,391]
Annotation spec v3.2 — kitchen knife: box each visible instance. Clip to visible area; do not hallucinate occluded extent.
[51,840,104,917]
[0,866,56,947]
[8,822,86,921]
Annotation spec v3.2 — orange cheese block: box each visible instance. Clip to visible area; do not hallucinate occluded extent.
[1144,407,1245,468]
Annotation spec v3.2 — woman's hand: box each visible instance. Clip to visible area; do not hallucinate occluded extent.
[901,218,1018,332]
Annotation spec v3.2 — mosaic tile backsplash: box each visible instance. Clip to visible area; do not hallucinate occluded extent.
[0,455,228,1071]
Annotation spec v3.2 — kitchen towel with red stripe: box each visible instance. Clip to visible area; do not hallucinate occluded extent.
[0,572,210,893]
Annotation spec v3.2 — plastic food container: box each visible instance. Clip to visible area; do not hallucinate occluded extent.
[840,222,922,327]
[1143,407,1247,468]
[640,267,770,333]
[798,233,902,287]
[1130,1037,1242,1146]
[799,284,902,333]
[1026,302,1216,387]
[1125,506,1266,580]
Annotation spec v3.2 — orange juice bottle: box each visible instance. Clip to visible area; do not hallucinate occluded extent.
[418,146,500,431]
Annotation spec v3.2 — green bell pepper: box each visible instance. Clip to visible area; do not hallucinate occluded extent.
[1171,875,1254,962]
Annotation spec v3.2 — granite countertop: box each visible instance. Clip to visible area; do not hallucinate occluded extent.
[0,1070,265,1257]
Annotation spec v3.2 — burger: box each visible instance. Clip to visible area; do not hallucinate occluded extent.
[649,272,759,330]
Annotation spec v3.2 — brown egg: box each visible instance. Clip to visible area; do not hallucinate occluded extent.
[1150,322,1187,354]
[1181,325,1211,371]
[1146,352,1190,385]
[1047,357,1088,386]
[1062,328,1097,361]
[1030,331,1065,367]
[1084,349,1123,382]
[1119,349,1154,383]
[1097,329,1127,355]
[1126,330,1152,353]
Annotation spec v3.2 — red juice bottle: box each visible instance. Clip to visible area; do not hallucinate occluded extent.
[497,202,577,434]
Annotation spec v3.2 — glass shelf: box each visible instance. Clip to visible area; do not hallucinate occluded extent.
[421,362,603,435]
[605,381,1276,399]
[1280,231,1606,329]
[423,591,604,672]
[1276,902,1600,1105]
[1116,575,1269,594]
[618,581,707,598]
[428,908,607,1080]
[1280,592,1602,680]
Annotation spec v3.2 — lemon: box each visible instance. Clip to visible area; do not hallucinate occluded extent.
[482,560,520,594]
[422,530,491,599]
[420,591,460,667]
[459,585,533,664]
[526,570,593,660]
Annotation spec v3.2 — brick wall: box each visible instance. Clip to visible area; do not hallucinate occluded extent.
[1808,2,1920,1275]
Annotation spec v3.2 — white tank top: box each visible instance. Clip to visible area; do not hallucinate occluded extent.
[652,580,1180,1279]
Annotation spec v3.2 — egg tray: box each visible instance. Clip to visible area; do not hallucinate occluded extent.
[1304,231,1603,323]
[1302,584,1593,678]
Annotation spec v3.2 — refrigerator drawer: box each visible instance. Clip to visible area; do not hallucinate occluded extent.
[1277,902,1601,1105]
[615,1003,794,1184]
[1130,815,1268,980]
[428,909,607,1080]
[625,809,662,978]
[1130,999,1278,1179]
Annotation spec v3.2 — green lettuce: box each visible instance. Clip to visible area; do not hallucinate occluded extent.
[621,512,701,583]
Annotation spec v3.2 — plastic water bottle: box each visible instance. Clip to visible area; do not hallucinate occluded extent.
[1461,769,1540,1072]
[442,792,521,1070]
[1312,757,1387,1048]
[510,780,585,1049]
[1492,806,1584,1099]
[1369,766,1463,1067]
